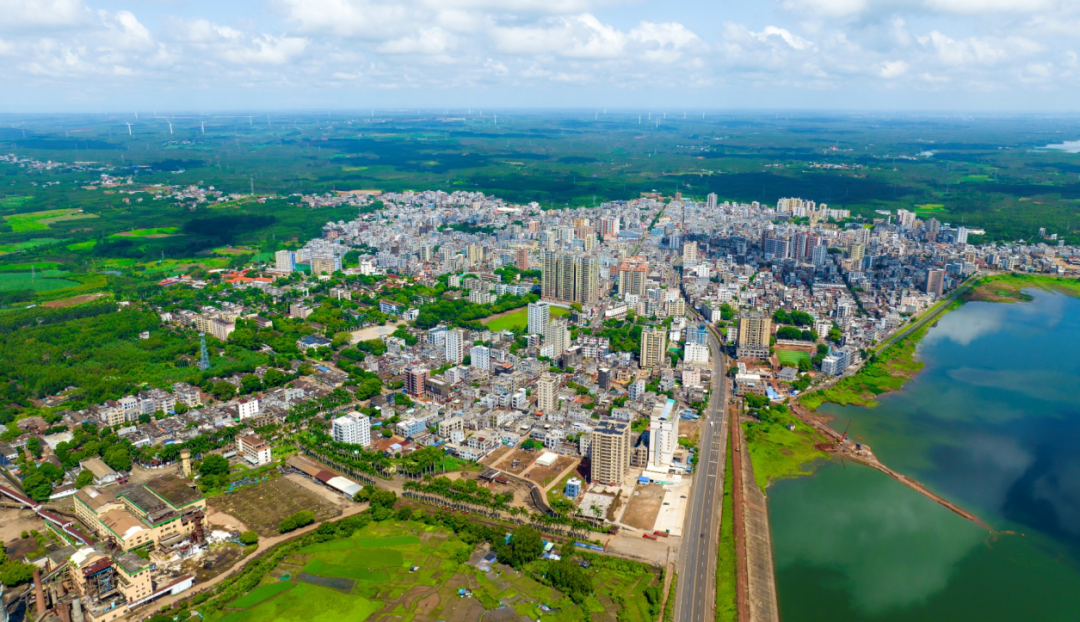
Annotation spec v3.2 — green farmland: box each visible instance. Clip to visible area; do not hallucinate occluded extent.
[209,519,662,622]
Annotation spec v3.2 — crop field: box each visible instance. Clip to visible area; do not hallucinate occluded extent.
[4,208,96,232]
[112,226,180,237]
[0,272,79,292]
[483,306,569,332]
[210,518,662,622]
[776,350,811,368]
[207,477,342,538]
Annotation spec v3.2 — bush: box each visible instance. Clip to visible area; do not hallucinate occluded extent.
[239,530,258,545]
[279,510,315,533]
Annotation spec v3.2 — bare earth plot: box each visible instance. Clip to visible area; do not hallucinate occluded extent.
[207,477,341,538]
[621,483,667,531]
[501,449,539,475]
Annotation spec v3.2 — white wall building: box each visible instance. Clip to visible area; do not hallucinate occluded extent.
[470,345,490,371]
[332,411,372,447]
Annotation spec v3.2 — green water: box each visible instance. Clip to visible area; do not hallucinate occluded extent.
[769,290,1080,621]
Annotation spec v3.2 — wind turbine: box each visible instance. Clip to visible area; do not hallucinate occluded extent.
[167,122,173,134]
[201,121,205,134]
[248,116,252,126]
[125,123,132,136]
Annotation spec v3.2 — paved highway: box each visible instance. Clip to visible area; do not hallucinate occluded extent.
[675,324,729,622]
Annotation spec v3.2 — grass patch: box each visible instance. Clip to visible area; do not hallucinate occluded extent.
[743,407,828,491]
[482,305,569,331]
[716,443,736,622]
[5,208,93,232]
[228,581,295,609]
[209,518,659,622]
[0,273,80,292]
[800,322,931,411]
[112,226,180,237]
[775,350,810,368]
[216,581,380,622]
[964,273,1080,304]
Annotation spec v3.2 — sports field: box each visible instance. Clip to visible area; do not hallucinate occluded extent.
[210,518,662,622]
[776,350,811,368]
[483,305,569,332]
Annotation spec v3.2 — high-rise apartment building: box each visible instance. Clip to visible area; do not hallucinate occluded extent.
[640,326,668,369]
[811,244,829,267]
[591,419,631,485]
[445,329,465,364]
[617,256,648,297]
[538,374,558,413]
[404,367,429,397]
[926,269,945,297]
[707,193,718,209]
[682,241,698,265]
[541,251,599,305]
[849,243,865,266]
[598,216,620,238]
[515,247,529,271]
[546,319,571,357]
[332,412,372,447]
[275,250,295,272]
[470,345,490,371]
[527,302,550,336]
[648,399,679,470]
[311,255,341,276]
[419,244,434,261]
[466,244,484,267]
[737,312,772,360]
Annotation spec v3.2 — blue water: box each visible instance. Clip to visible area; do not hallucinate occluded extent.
[770,290,1080,621]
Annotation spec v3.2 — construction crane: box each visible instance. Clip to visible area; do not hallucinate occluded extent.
[838,419,852,447]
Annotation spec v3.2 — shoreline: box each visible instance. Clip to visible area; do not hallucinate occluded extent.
[768,274,1080,528]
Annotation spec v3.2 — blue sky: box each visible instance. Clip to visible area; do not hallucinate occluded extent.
[2,0,1079,112]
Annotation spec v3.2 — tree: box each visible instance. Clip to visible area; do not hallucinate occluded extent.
[495,525,544,569]
[75,470,95,488]
[239,530,258,545]
[103,446,132,472]
[199,454,230,478]
[546,556,594,604]
[381,427,393,438]
[240,374,262,394]
[210,381,237,401]
[21,470,52,502]
[369,489,397,509]
[263,368,286,387]
[138,413,152,425]
[25,437,42,459]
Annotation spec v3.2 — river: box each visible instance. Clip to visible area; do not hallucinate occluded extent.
[769,289,1080,621]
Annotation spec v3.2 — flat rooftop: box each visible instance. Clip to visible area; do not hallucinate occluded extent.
[144,474,203,509]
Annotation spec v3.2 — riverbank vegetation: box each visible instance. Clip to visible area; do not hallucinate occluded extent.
[965,273,1080,303]
[742,396,828,490]
[799,323,931,411]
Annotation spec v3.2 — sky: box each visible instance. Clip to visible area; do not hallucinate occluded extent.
[2,0,1080,112]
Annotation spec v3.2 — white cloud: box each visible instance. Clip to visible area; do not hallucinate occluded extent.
[878,59,908,77]
[753,26,813,50]
[923,0,1055,14]
[1,0,1079,108]
[0,0,87,30]
[377,28,451,55]
[492,14,626,59]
